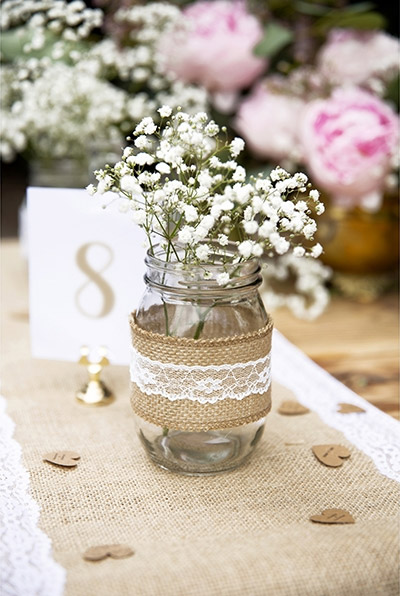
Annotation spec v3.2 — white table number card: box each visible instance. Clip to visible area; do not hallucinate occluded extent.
[27,187,146,365]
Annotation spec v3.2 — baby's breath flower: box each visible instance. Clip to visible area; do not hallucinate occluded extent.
[293,246,306,257]
[244,206,253,221]
[258,221,276,238]
[120,176,142,194]
[134,153,155,166]
[86,183,96,196]
[296,201,308,212]
[230,137,245,157]
[205,121,219,137]
[195,244,211,261]
[184,205,198,223]
[270,233,290,255]
[89,109,324,283]
[238,240,253,259]
[310,243,323,258]
[209,156,222,168]
[134,136,151,150]
[294,172,308,185]
[135,117,157,135]
[232,166,246,182]
[309,189,320,201]
[178,226,194,244]
[155,162,171,174]
[252,243,263,257]
[158,105,172,118]
[270,166,290,182]
[217,272,230,286]
[97,175,113,194]
[302,221,317,239]
[243,220,259,234]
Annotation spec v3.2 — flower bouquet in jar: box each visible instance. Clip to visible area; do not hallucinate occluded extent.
[88,107,324,475]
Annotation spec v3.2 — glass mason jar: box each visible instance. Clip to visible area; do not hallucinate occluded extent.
[132,244,272,475]
[29,157,90,188]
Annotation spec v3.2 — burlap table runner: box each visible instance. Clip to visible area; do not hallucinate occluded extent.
[1,240,399,596]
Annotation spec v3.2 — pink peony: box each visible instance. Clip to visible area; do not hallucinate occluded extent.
[318,29,400,90]
[235,80,305,162]
[301,88,399,210]
[158,0,267,93]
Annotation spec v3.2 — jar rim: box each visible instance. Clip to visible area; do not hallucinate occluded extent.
[144,242,262,295]
[145,241,258,270]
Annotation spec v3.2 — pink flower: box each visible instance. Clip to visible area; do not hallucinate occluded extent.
[301,88,399,210]
[234,80,305,162]
[158,0,267,93]
[318,29,400,90]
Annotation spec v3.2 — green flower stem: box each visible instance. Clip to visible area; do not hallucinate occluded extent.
[193,303,217,340]
[193,318,206,341]
[162,299,170,337]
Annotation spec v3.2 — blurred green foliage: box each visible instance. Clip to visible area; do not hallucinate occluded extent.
[249,0,387,61]
[254,22,293,56]
[0,27,90,64]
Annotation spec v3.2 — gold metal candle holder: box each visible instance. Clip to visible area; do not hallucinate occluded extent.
[76,346,114,406]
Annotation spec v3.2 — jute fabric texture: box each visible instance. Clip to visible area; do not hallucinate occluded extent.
[130,312,273,366]
[130,312,273,431]
[2,241,399,596]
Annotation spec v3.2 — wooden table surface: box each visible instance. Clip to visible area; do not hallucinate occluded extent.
[272,291,399,419]
[2,239,399,419]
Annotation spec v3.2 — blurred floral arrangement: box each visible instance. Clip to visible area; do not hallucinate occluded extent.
[0,1,208,165]
[1,0,399,309]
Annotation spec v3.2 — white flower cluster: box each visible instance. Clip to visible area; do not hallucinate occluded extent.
[0,0,103,46]
[0,66,27,160]
[81,3,208,115]
[1,61,129,162]
[89,110,325,284]
[115,3,180,44]
[261,254,331,320]
[0,1,208,162]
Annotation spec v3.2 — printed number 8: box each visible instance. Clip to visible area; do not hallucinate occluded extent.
[75,243,115,318]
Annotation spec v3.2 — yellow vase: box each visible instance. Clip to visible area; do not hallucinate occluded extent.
[316,193,399,300]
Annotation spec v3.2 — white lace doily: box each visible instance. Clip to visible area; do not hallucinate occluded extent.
[272,330,400,483]
[0,395,66,596]
[130,348,272,404]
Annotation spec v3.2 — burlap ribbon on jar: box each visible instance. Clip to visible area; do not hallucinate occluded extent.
[129,313,273,431]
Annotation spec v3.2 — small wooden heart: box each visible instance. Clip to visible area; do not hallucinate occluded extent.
[278,400,310,416]
[83,544,134,562]
[43,451,81,468]
[310,508,355,524]
[312,444,351,467]
[338,403,365,414]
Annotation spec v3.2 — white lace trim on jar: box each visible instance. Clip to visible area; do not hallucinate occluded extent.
[130,348,272,404]
[0,395,66,596]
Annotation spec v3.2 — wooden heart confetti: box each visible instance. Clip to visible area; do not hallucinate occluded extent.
[43,451,81,468]
[278,400,310,416]
[312,444,351,468]
[310,509,355,524]
[337,403,365,414]
[83,544,134,562]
